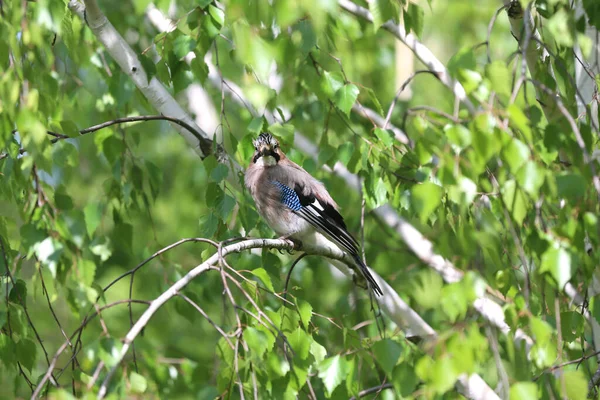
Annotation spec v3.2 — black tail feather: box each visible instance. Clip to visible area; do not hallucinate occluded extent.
[352,255,383,296]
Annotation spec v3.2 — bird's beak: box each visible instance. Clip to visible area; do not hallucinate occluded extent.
[258,144,275,157]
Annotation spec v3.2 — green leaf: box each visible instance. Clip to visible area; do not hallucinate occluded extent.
[547,8,574,47]
[561,370,588,400]
[199,213,219,237]
[173,35,196,59]
[321,71,345,97]
[516,161,545,200]
[84,203,102,237]
[485,61,511,97]
[248,117,265,136]
[297,299,312,327]
[99,338,124,368]
[509,382,538,400]
[208,5,224,28]
[90,237,112,262]
[430,356,459,394]
[243,327,274,358]
[337,142,355,166]
[393,363,419,397]
[333,84,359,116]
[196,0,212,8]
[448,177,477,205]
[191,57,209,84]
[34,237,63,278]
[502,138,531,173]
[447,47,476,78]
[9,279,27,306]
[310,340,327,364]
[369,0,399,30]
[16,339,36,373]
[217,193,236,220]
[78,259,97,287]
[132,0,152,13]
[268,123,295,141]
[445,124,472,149]
[60,120,79,138]
[404,3,424,37]
[556,173,586,201]
[129,372,147,394]
[365,87,384,115]
[372,339,402,376]
[364,174,387,209]
[411,182,444,223]
[288,328,311,360]
[501,180,527,225]
[540,245,573,289]
[251,268,275,292]
[507,104,532,143]
[318,355,348,397]
[210,164,229,183]
[374,128,394,148]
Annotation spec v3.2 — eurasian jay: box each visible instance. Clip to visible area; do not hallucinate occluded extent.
[245,132,383,296]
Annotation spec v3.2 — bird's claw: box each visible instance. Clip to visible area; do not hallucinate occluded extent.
[276,235,302,251]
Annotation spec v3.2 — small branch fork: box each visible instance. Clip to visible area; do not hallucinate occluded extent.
[1,115,208,161]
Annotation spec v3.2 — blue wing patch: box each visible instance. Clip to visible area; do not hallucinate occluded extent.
[271,181,302,211]
[270,180,383,295]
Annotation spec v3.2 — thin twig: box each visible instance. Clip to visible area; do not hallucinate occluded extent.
[31,299,151,399]
[383,70,438,129]
[349,383,393,399]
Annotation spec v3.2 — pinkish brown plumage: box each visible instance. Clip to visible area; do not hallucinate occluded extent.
[245,133,382,296]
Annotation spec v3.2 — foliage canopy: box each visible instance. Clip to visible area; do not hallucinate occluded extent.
[2,0,600,399]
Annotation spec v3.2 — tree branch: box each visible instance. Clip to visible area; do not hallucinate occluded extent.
[148,2,534,364]
[49,115,209,145]
[68,0,214,158]
[94,238,438,398]
[338,0,476,114]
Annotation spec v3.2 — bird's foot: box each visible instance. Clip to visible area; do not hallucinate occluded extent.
[276,234,302,253]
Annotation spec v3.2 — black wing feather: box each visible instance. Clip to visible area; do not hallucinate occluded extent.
[293,184,358,254]
[291,184,383,296]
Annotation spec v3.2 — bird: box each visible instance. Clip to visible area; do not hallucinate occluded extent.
[245,132,383,296]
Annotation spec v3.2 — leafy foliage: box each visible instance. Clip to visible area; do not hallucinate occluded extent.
[1,0,600,399]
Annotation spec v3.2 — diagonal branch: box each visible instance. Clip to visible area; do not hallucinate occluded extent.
[68,0,214,158]
[92,238,438,398]
[338,0,476,114]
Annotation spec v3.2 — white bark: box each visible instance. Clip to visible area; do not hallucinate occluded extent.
[67,2,502,397]
[68,0,212,158]
[352,104,410,145]
[199,22,531,354]
[142,6,500,399]
[338,0,476,114]
[504,0,600,359]
[575,2,600,127]
[95,238,437,398]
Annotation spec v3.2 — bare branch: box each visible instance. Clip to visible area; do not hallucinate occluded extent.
[68,0,213,157]
[97,237,432,398]
[384,70,439,130]
[338,0,476,114]
[31,299,151,399]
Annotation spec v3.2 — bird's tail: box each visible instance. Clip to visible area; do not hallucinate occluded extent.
[352,255,383,296]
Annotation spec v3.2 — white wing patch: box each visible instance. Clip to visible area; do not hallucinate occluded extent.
[311,199,324,211]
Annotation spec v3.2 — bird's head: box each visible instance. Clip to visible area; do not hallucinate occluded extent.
[252,132,283,166]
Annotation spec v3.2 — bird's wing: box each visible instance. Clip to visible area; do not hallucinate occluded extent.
[270,181,360,256]
[271,180,383,296]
